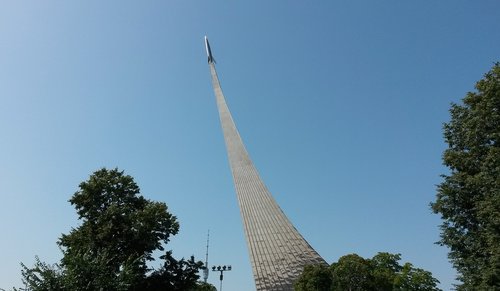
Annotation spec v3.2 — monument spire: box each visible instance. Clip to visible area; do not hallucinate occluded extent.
[205,37,326,290]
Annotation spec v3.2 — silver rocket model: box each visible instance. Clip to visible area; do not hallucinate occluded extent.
[204,36,215,64]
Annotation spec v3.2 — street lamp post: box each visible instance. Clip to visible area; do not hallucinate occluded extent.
[211,265,231,291]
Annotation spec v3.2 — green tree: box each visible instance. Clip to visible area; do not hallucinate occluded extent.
[294,264,332,291]
[394,263,440,291]
[371,252,402,291]
[294,252,441,291]
[18,257,64,291]
[193,282,217,291]
[431,63,500,290]
[17,168,203,291]
[145,251,203,291]
[331,254,372,291]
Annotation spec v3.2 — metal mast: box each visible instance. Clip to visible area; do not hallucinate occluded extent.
[203,230,210,283]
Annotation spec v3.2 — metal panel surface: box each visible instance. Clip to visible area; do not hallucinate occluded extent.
[208,61,326,291]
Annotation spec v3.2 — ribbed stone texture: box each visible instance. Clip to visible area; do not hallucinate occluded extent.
[209,63,326,291]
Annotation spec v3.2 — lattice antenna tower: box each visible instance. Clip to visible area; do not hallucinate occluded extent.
[203,230,210,283]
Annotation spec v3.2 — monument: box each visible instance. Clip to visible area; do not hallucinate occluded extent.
[205,37,326,290]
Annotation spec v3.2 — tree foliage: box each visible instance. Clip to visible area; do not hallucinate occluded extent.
[432,63,500,290]
[331,254,372,291]
[371,253,402,291]
[193,282,217,291]
[394,263,440,291]
[16,168,203,291]
[18,257,64,291]
[294,252,441,291]
[294,264,332,291]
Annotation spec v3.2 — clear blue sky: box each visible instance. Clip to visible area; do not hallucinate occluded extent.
[1,1,499,290]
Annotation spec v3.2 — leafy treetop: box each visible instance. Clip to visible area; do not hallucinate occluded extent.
[16,168,204,291]
[294,252,441,291]
[432,63,500,290]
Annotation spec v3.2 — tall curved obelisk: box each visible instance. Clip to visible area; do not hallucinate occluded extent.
[205,37,326,291]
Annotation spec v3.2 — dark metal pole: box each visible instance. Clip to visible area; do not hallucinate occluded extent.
[220,271,223,291]
[211,265,231,291]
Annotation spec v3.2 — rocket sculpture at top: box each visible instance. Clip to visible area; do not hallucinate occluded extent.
[205,36,326,291]
[205,36,215,64]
